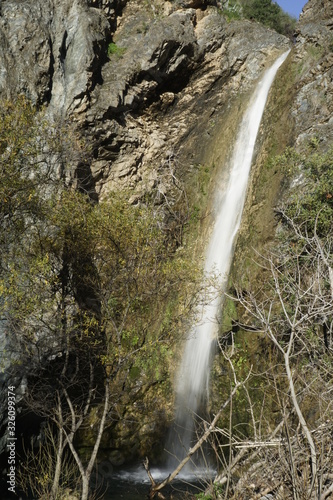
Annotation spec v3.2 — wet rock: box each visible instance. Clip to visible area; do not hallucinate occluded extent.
[108,449,125,466]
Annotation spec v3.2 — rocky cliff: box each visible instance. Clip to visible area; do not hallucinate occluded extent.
[222,3,333,496]
[294,0,333,148]
[2,0,332,491]
[0,0,292,483]
[0,0,289,200]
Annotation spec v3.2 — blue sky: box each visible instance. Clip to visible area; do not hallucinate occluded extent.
[275,0,308,18]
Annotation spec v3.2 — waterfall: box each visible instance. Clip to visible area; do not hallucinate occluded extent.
[167,50,290,469]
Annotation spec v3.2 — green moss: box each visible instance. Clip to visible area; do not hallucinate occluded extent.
[222,0,242,21]
[107,42,127,59]
[210,53,301,442]
[184,162,216,246]
[278,144,333,236]
[296,43,326,77]
[230,51,298,283]
[220,295,238,334]
[329,36,333,52]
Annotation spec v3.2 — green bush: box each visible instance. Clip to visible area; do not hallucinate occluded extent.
[221,0,242,21]
[275,144,333,235]
[227,0,297,37]
[107,42,127,58]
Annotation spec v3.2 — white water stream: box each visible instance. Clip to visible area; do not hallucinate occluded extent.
[168,50,290,467]
[106,51,289,493]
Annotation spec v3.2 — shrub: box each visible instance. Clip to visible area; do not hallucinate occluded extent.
[240,0,296,37]
[275,144,333,236]
[107,42,126,59]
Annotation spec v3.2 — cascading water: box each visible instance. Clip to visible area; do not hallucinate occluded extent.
[106,51,290,496]
[167,50,290,469]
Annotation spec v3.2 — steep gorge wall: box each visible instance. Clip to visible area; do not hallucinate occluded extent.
[213,4,333,494]
[0,0,305,467]
[0,0,292,467]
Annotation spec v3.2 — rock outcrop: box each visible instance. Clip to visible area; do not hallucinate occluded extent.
[0,0,110,109]
[0,0,289,199]
[0,0,294,471]
[292,0,333,149]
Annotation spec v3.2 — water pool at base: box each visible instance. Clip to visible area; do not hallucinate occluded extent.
[96,464,216,499]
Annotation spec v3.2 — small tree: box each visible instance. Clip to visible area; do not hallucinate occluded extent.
[241,0,296,36]
[1,97,204,499]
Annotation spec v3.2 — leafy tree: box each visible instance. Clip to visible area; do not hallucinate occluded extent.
[229,0,297,37]
[0,96,202,499]
[243,0,281,28]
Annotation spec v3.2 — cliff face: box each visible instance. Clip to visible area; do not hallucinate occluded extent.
[3,0,332,474]
[0,0,292,468]
[0,0,108,109]
[217,4,333,496]
[3,0,332,258]
[0,0,289,200]
[293,0,333,149]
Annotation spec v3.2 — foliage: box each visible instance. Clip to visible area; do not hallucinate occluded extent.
[274,144,333,235]
[220,0,296,37]
[220,0,242,21]
[88,190,201,384]
[0,97,93,360]
[0,96,204,497]
[0,96,200,376]
[107,42,127,59]
[242,0,296,35]
[0,97,50,247]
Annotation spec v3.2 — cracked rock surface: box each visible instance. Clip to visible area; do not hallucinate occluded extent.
[0,0,289,198]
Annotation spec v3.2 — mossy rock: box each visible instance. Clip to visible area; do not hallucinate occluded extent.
[108,449,126,466]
